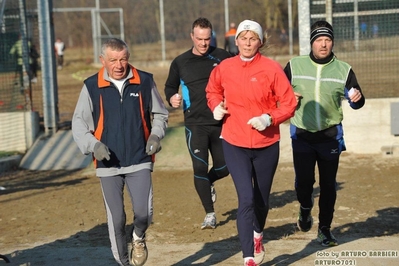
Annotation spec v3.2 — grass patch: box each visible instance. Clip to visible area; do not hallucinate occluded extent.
[0,151,22,158]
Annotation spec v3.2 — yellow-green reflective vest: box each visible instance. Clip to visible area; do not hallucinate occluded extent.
[289,55,351,132]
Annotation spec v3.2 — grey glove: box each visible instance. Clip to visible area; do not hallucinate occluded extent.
[146,134,161,155]
[93,142,111,161]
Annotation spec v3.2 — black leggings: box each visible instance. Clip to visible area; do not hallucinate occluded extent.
[185,125,229,214]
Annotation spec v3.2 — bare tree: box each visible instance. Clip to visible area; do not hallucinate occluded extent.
[27,0,296,47]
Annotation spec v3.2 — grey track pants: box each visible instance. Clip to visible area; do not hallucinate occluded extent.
[100,169,153,266]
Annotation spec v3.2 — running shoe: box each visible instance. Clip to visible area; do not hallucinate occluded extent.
[201,212,216,229]
[130,238,148,266]
[254,234,265,265]
[297,206,312,232]
[244,258,257,266]
[317,226,338,247]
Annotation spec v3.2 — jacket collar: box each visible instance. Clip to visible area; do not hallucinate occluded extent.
[239,52,261,66]
[97,64,141,88]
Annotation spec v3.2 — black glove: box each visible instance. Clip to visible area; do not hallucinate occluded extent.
[146,134,161,155]
[93,142,111,161]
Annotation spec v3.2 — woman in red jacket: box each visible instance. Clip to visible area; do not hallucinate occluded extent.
[206,20,297,266]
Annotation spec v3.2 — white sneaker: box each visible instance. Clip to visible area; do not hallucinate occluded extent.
[211,184,217,203]
[244,258,257,266]
[254,234,265,265]
[201,212,216,229]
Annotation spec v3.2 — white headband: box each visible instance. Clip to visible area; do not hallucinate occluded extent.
[235,20,263,44]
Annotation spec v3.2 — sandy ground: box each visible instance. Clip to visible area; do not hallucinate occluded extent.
[1,144,399,265]
[1,62,399,265]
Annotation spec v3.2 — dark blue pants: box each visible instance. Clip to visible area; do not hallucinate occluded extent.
[222,140,279,258]
[292,138,340,229]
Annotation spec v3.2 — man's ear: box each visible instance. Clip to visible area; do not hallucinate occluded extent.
[99,56,104,66]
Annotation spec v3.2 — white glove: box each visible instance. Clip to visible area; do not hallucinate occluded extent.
[247,114,271,131]
[213,101,228,120]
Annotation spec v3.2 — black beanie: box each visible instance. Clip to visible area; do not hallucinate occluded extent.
[310,22,334,44]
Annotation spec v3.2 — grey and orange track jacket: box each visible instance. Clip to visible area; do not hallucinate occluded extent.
[72,65,168,177]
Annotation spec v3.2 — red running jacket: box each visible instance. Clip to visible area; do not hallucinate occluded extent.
[206,52,297,148]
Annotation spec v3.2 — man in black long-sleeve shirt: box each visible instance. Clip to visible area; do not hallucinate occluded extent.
[164,17,231,230]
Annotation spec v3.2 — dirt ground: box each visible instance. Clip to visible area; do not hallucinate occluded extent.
[1,150,399,265]
[1,57,399,265]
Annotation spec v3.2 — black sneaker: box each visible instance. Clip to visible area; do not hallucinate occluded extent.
[297,206,312,232]
[317,226,338,246]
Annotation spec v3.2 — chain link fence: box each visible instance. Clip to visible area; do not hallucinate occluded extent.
[310,0,399,98]
[0,0,41,154]
[0,0,39,113]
